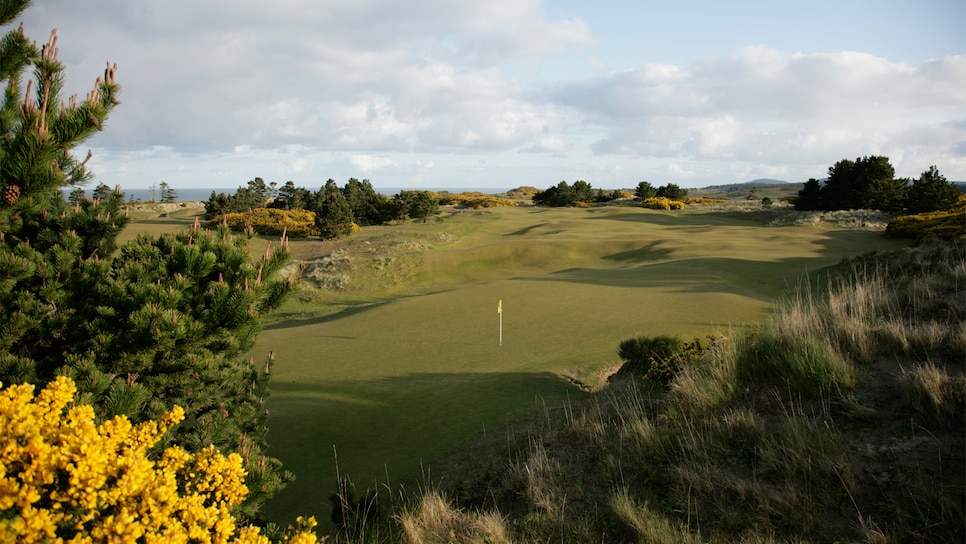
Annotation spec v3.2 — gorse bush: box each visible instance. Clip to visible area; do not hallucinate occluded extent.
[0,376,318,543]
[639,197,685,210]
[886,194,966,240]
[429,191,519,208]
[213,208,319,238]
[616,335,718,386]
[460,196,519,209]
[616,335,681,383]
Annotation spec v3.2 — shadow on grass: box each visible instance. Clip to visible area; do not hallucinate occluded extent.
[266,288,459,331]
[601,240,675,263]
[589,210,777,227]
[515,228,891,300]
[504,222,548,236]
[264,299,396,331]
[262,371,580,530]
[516,255,819,299]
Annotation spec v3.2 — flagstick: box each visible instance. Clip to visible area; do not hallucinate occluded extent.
[498,299,503,346]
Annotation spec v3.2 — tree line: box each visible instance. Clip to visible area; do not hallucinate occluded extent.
[530,180,687,207]
[204,177,439,239]
[795,156,961,213]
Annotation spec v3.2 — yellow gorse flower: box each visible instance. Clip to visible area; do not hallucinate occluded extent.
[0,377,317,544]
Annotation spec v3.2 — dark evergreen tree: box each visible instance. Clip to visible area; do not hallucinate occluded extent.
[821,156,904,210]
[533,181,578,207]
[94,182,117,202]
[390,190,439,222]
[312,178,354,238]
[794,178,823,210]
[68,186,87,205]
[906,166,961,214]
[271,180,310,211]
[656,183,687,200]
[572,180,595,203]
[0,2,294,520]
[204,190,235,219]
[159,180,177,202]
[233,177,272,210]
[635,181,657,199]
[343,178,389,225]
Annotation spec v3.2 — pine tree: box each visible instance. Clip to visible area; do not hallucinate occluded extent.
[342,177,388,225]
[906,165,961,214]
[794,178,823,210]
[312,178,354,238]
[0,2,295,520]
[821,156,905,211]
[159,180,178,202]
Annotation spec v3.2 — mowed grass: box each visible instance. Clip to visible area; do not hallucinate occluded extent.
[236,205,908,527]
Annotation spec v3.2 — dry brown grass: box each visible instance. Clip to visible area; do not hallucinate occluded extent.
[397,491,512,544]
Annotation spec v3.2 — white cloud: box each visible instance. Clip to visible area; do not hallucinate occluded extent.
[13,2,966,188]
[350,154,395,173]
[556,48,966,179]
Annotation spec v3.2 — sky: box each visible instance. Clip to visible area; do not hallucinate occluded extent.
[15,0,966,191]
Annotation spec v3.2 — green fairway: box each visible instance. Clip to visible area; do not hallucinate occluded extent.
[244,204,908,526]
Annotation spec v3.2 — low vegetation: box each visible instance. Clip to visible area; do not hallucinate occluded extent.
[639,196,685,210]
[429,191,520,209]
[886,194,966,240]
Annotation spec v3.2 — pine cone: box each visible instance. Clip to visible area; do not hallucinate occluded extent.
[2,184,20,205]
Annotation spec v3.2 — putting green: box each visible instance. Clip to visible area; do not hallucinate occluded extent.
[250,205,907,526]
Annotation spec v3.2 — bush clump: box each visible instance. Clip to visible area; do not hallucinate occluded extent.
[886,195,966,240]
[640,197,685,210]
[0,376,318,543]
[616,335,718,386]
[213,208,319,237]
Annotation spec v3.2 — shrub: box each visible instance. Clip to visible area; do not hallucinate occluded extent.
[618,335,682,371]
[0,376,318,543]
[646,336,719,386]
[213,208,319,237]
[460,196,519,209]
[616,335,719,386]
[886,195,966,240]
[639,197,685,210]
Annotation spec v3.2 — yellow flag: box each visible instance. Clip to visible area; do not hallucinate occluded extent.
[498,299,502,314]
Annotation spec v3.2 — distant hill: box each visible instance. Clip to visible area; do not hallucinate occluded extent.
[698,178,794,192]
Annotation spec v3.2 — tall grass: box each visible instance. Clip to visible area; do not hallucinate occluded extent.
[396,491,511,544]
